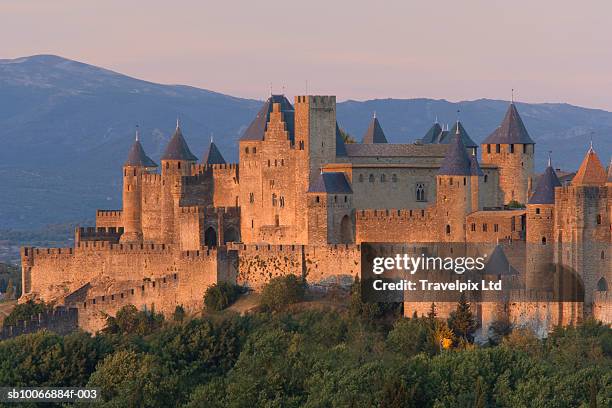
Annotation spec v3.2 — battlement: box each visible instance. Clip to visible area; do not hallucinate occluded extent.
[22,247,74,257]
[78,273,180,311]
[179,205,240,216]
[76,226,123,243]
[356,208,433,220]
[180,247,220,259]
[295,95,336,107]
[96,210,122,218]
[75,241,173,253]
[142,173,162,184]
[0,307,78,340]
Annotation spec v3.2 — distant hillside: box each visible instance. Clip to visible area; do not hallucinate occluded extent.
[0,55,610,230]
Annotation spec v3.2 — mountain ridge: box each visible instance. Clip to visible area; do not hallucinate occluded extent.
[0,54,610,229]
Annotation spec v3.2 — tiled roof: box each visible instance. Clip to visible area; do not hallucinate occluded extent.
[307,172,353,194]
[336,123,347,156]
[482,103,535,145]
[529,163,561,204]
[445,121,477,148]
[361,117,388,144]
[469,153,484,176]
[437,131,473,176]
[240,95,295,142]
[161,125,198,161]
[572,146,607,186]
[421,123,442,144]
[345,143,447,157]
[125,139,157,167]
[201,141,226,165]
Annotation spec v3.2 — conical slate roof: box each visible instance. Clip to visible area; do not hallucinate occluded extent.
[240,95,294,142]
[469,153,484,176]
[483,103,535,145]
[125,139,157,167]
[437,129,473,176]
[445,121,477,148]
[483,245,518,276]
[335,123,347,156]
[421,122,442,144]
[161,124,198,161]
[202,141,226,165]
[361,116,388,144]
[529,161,561,204]
[572,146,607,186]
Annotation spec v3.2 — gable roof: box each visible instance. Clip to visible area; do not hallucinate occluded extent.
[437,130,473,176]
[125,139,157,167]
[335,123,347,156]
[161,125,198,161]
[361,116,388,144]
[307,172,353,194]
[240,95,295,142]
[482,103,535,145]
[529,162,561,204]
[201,141,226,165]
[572,146,607,186]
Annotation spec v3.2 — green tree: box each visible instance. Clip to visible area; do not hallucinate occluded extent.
[448,293,476,342]
[474,376,486,408]
[88,350,177,408]
[3,299,53,327]
[386,318,436,356]
[102,305,164,336]
[204,282,243,312]
[260,275,305,312]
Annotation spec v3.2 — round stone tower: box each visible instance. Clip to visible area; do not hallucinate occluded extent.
[160,121,198,243]
[481,103,535,205]
[121,127,157,242]
[525,156,561,290]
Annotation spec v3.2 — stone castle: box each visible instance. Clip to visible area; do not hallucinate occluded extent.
[20,94,611,334]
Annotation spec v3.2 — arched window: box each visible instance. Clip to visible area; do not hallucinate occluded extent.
[249,192,254,203]
[315,196,320,203]
[299,141,304,150]
[541,236,547,245]
[245,147,249,154]
[416,183,426,202]
[536,208,540,214]
[380,174,386,182]
[279,196,285,207]
[601,251,605,260]
[446,225,451,235]
[597,277,608,291]
[253,147,257,154]
[272,193,277,206]
[484,174,488,183]
[369,174,375,183]
[463,177,466,186]
[596,214,602,224]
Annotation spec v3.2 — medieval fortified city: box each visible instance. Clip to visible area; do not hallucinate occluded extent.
[17,93,611,336]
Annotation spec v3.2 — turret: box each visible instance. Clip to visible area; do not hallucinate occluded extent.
[361,113,388,144]
[306,172,353,244]
[526,155,561,290]
[160,120,198,242]
[201,138,226,165]
[121,127,157,242]
[481,102,535,205]
[436,128,475,242]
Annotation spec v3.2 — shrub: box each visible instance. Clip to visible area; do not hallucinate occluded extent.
[172,305,186,322]
[204,282,243,312]
[102,305,164,336]
[259,275,305,312]
[3,299,53,327]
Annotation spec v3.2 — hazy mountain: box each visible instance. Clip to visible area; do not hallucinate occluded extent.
[0,55,610,230]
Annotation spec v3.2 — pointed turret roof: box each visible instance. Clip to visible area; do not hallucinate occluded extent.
[161,122,198,161]
[125,128,157,167]
[572,145,607,186]
[437,128,472,176]
[240,95,294,142]
[469,152,484,176]
[529,158,561,204]
[445,121,477,148]
[335,123,347,156]
[202,140,226,165]
[483,245,518,276]
[421,122,442,144]
[483,103,535,145]
[361,115,388,144]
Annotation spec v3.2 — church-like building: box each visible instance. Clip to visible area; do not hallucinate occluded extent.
[20,94,611,334]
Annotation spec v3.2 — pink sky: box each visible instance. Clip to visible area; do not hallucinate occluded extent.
[2,0,611,110]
